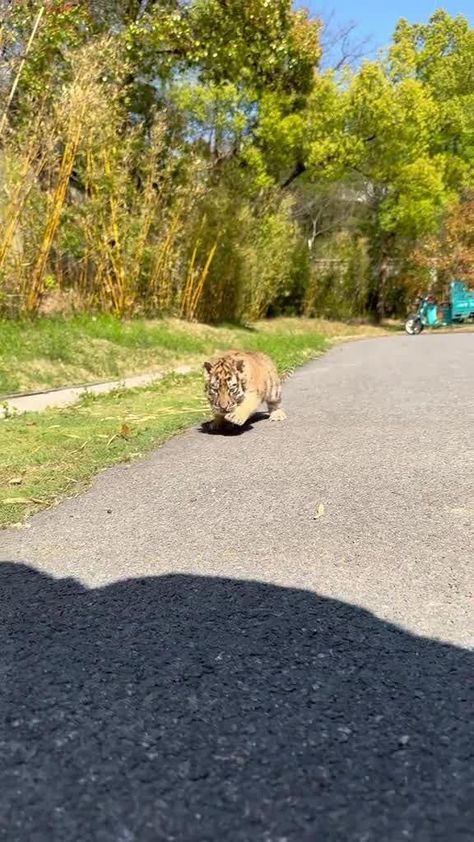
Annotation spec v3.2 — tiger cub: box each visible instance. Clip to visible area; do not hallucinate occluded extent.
[203,350,286,429]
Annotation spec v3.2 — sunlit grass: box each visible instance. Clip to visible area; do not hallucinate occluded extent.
[0,314,390,395]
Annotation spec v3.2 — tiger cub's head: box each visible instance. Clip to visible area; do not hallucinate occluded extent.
[203,356,246,414]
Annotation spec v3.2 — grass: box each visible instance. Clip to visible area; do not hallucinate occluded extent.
[0,315,210,395]
[0,373,206,528]
[0,313,389,396]
[0,315,391,528]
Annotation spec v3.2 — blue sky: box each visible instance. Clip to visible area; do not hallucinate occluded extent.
[297,2,473,60]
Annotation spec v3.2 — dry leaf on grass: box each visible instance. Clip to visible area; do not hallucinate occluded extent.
[107,423,133,447]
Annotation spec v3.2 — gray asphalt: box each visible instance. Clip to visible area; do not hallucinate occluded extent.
[1,334,473,840]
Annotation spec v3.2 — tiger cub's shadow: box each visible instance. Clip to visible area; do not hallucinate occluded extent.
[199,411,269,436]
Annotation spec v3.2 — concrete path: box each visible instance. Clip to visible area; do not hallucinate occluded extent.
[1,334,473,841]
[0,365,194,417]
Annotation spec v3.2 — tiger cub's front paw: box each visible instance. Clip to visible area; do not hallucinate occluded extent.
[269,408,287,422]
[225,407,248,426]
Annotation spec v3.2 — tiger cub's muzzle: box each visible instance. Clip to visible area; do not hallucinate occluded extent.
[212,392,244,414]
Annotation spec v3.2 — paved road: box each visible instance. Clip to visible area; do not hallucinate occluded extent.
[1,334,473,840]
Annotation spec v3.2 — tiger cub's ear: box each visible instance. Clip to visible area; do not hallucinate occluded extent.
[235,359,245,373]
[203,360,213,380]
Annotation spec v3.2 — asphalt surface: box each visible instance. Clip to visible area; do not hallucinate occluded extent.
[1,334,473,841]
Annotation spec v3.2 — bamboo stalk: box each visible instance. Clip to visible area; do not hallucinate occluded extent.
[188,238,218,320]
[180,215,207,318]
[103,150,128,315]
[0,148,41,273]
[130,129,165,292]
[26,108,85,313]
[151,210,182,309]
[180,240,199,318]
[0,5,45,139]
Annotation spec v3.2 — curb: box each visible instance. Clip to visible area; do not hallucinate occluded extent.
[0,365,197,419]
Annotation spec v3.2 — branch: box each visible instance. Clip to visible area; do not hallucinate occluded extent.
[280,160,306,189]
[280,133,375,191]
[321,16,373,71]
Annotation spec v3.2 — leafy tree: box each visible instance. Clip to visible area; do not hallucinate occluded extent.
[389,11,474,188]
[412,197,474,285]
[260,12,474,319]
[295,15,473,318]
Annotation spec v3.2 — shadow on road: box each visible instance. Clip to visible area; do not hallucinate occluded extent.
[1,563,472,841]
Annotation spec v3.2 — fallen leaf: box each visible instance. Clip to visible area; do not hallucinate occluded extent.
[119,423,131,439]
[3,497,34,505]
[313,503,326,520]
[106,433,118,447]
[8,477,23,486]
[65,433,81,439]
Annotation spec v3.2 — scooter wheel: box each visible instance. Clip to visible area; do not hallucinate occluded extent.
[405,315,423,335]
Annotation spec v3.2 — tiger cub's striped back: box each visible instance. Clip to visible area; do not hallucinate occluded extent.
[203,350,286,429]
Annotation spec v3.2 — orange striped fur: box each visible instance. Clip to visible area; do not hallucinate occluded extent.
[203,350,286,429]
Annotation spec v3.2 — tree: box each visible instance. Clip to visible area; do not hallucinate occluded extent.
[294,13,474,319]
[261,11,474,319]
[389,11,474,190]
[343,64,450,318]
[412,197,474,285]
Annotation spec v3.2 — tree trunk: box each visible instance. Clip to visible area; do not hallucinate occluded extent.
[377,246,390,322]
[367,231,395,323]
